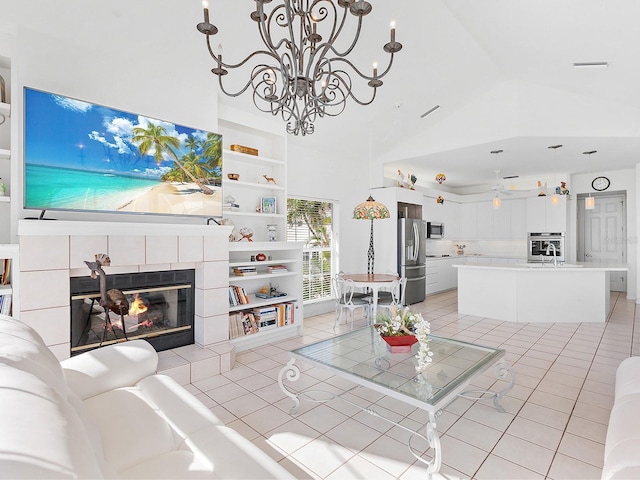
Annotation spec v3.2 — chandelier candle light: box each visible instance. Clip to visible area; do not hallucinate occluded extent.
[353,195,389,275]
[196,0,402,136]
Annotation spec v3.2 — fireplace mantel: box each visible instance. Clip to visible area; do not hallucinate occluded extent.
[18,219,232,237]
[17,220,234,378]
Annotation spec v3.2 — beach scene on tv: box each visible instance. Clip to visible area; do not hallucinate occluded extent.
[24,88,222,217]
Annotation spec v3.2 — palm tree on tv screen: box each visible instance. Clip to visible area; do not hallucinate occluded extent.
[131,123,214,195]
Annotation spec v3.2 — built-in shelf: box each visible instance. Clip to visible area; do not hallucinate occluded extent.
[222,179,285,191]
[223,149,284,166]
[223,211,285,219]
[0,149,9,160]
[228,294,299,313]
[0,196,10,203]
[0,102,10,117]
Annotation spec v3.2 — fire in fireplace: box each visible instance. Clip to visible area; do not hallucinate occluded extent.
[70,270,195,356]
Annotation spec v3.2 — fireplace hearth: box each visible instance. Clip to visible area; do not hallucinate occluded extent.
[70,270,195,356]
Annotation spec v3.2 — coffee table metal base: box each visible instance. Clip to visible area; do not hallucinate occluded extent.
[278,357,515,477]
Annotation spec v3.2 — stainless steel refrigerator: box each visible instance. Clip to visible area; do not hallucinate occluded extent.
[397,219,426,304]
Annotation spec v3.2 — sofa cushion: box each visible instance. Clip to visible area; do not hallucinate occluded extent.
[0,315,67,399]
[614,356,640,399]
[184,425,294,479]
[118,450,216,479]
[62,340,158,400]
[0,364,106,479]
[83,386,179,474]
[136,374,224,435]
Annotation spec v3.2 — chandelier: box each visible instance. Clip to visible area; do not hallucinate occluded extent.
[196,0,402,136]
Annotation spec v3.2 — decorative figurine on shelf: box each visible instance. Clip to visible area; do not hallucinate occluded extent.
[238,227,254,242]
[435,173,446,185]
[436,195,445,205]
[560,181,569,195]
[262,174,276,184]
[396,170,417,190]
[267,224,277,241]
[537,180,547,196]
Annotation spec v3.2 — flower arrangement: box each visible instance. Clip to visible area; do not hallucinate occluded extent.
[455,243,466,255]
[374,306,433,373]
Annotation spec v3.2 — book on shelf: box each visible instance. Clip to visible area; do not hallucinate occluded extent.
[0,285,12,316]
[1,258,10,285]
[277,302,295,327]
[233,266,258,276]
[229,311,259,339]
[228,285,250,306]
[252,306,277,330]
[267,265,288,273]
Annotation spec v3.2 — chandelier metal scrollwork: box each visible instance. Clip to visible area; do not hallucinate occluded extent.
[196,0,402,136]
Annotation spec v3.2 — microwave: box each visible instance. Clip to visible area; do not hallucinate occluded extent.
[427,222,444,239]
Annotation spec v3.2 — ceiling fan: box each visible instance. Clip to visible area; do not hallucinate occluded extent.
[490,170,514,196]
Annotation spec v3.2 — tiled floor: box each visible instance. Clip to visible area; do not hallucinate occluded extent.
[184,290,639,479]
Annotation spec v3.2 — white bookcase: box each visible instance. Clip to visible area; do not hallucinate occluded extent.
[217,109,303,348]
[0,243,19,318]
[218,116,287,243]
[228,241,303,350]
[0,31,16,245]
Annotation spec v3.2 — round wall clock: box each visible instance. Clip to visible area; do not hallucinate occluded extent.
[592,176,610,191]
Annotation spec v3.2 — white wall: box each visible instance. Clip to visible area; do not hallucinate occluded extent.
[287,142,372,274]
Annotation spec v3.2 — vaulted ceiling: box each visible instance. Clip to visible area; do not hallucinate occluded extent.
[4,1,640,194]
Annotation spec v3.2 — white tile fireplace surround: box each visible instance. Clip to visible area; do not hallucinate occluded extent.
[17,220,234,377]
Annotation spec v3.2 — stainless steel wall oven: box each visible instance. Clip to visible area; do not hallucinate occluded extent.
[528,232,565,263]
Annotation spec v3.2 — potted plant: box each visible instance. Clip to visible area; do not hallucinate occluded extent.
[374,306,433,372]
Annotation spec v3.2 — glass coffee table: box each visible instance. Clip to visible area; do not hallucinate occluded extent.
[278,326,515,476]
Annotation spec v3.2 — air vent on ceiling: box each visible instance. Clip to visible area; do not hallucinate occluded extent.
[573,62,608,68]
[420,105,441,118]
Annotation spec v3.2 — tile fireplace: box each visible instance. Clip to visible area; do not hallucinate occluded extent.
[17,220,233,376]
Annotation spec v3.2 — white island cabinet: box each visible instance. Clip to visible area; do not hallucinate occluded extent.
[455,262,628,323]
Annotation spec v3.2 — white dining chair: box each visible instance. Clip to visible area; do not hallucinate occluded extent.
[332,276,370,330]
[336,271,371,302]
[377,277,407,316]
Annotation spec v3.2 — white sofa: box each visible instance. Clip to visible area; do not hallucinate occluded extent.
[0,314,294,479]
[602,356,640,480]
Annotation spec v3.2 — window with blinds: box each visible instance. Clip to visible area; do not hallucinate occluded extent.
[286,198,333,302]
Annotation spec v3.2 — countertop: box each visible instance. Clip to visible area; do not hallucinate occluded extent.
[454,261,629,271]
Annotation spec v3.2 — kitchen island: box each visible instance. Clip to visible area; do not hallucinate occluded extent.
[454,262,629,323]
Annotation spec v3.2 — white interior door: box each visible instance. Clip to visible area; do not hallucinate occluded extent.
[581,194,626,292]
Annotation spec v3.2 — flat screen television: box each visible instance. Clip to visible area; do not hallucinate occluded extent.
[24,87,222,218]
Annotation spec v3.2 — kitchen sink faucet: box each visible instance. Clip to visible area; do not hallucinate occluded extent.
[545,243,558,267]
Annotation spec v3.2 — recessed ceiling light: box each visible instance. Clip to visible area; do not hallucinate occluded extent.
[573,62,609,68]
[420,105,441,118]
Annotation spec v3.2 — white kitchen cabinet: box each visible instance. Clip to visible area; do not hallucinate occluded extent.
[526,195,567,232]
[426,257,461,295]
[460,203,478,239]
[476,201,494,239]
[493,200,511,239]
[509,198,527,239]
